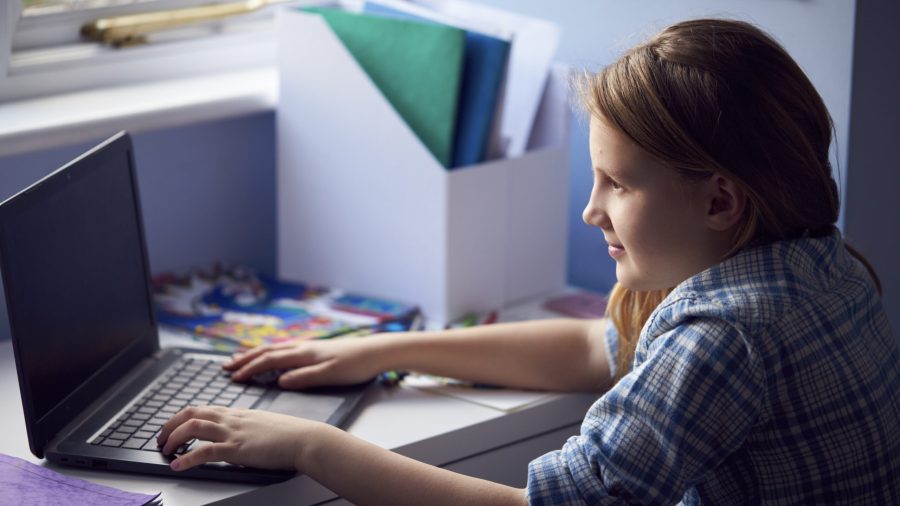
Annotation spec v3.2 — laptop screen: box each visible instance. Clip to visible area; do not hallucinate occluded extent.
[0,132,158,454]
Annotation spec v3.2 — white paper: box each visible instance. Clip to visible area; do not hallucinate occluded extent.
[365,0,513,39]
[402,374,555,413]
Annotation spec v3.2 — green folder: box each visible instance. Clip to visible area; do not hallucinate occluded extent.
[304,7,465,168]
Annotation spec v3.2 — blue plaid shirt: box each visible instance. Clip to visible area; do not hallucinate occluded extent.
[527,231,900,504]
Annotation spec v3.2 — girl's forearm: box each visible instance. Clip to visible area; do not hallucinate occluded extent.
[373,318,611,392]
[300,423,527,506]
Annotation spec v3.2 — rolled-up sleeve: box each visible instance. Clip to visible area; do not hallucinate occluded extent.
[527,317,765,505]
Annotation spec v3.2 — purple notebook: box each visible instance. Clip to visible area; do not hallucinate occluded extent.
[0,453,160,505]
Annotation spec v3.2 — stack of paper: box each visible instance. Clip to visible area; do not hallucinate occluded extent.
[362,1,511,168]
[414,0,560,158]
[305,6,466,168]
[303,1,530,169]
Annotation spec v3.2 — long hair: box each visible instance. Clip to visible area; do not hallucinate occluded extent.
[579,19,881,380]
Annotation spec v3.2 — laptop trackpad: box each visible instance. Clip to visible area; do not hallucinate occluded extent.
[264,391,345,423]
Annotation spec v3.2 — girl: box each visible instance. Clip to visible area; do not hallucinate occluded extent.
[158,19,900,504]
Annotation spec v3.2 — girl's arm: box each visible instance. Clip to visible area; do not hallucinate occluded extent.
[158,406,527,505]
[304,422,526,506]
[381,318,612,391]
[227,318,612,392]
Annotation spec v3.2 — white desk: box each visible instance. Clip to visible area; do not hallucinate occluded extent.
[0,294,600,505]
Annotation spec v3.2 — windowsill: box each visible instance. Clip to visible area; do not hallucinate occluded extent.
[0,65,278,158]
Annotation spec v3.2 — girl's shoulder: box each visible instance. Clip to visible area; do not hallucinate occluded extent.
[646,231,870,341]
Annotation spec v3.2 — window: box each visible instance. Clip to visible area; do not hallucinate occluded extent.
[1,0,291,103]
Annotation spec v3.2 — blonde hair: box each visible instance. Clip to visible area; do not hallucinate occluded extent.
[579,19,881,380]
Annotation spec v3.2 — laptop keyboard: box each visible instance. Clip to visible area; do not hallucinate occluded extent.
[88,356,266,454]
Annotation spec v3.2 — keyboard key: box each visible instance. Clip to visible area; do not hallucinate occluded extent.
[141,439,161,451]
[176,441,194,455]
[101,438,124,447]
[133,430,156,440]
[122,437,148,450]
[109,431,131,441]
[116,424,139,435]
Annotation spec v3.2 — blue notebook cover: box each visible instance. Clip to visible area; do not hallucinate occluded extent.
[364,1,510,169]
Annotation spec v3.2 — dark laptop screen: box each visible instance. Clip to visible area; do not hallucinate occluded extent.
[0,132,157,430]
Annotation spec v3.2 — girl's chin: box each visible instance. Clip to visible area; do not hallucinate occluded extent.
[615,268,669,292]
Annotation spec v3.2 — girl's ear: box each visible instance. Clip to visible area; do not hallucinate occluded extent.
[704,174,746,231]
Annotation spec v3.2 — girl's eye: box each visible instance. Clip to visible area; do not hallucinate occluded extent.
[605,175,623,191]
[592,168,624,191]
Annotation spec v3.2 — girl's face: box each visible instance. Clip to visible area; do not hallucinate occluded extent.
[583,116,733,291]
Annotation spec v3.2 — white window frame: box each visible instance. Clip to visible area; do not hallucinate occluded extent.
[0,0,327,103]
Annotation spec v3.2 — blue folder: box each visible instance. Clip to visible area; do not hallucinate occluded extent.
[364,2,510,169]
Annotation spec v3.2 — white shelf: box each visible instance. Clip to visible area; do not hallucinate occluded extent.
[0,66,278,158]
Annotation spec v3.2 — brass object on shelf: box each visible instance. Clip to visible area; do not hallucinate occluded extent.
[81,0,281,47]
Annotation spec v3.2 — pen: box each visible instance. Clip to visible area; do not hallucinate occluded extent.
[407,311,424,332]
[446,312,478,329]
[481,311,498,325]
[377,370,408,386]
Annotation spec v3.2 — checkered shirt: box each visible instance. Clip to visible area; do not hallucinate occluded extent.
[527,231,900,504]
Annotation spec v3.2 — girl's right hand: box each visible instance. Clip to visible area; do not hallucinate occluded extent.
[223,336,387,389]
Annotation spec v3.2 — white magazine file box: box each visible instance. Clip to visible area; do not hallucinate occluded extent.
[276,7,569,324]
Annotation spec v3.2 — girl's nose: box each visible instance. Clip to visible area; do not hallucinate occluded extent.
[582,200,607,228]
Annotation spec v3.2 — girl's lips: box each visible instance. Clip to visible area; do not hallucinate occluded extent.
[608,244,625,259]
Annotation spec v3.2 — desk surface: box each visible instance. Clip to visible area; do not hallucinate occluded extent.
[0,291,599,505]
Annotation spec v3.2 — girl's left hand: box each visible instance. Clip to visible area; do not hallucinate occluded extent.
[157,405,318,471]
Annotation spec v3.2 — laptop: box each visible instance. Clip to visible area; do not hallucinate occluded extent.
[0,131,370,484]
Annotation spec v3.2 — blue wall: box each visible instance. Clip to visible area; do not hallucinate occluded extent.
[844,0,900,341]
[0,113,276,340]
